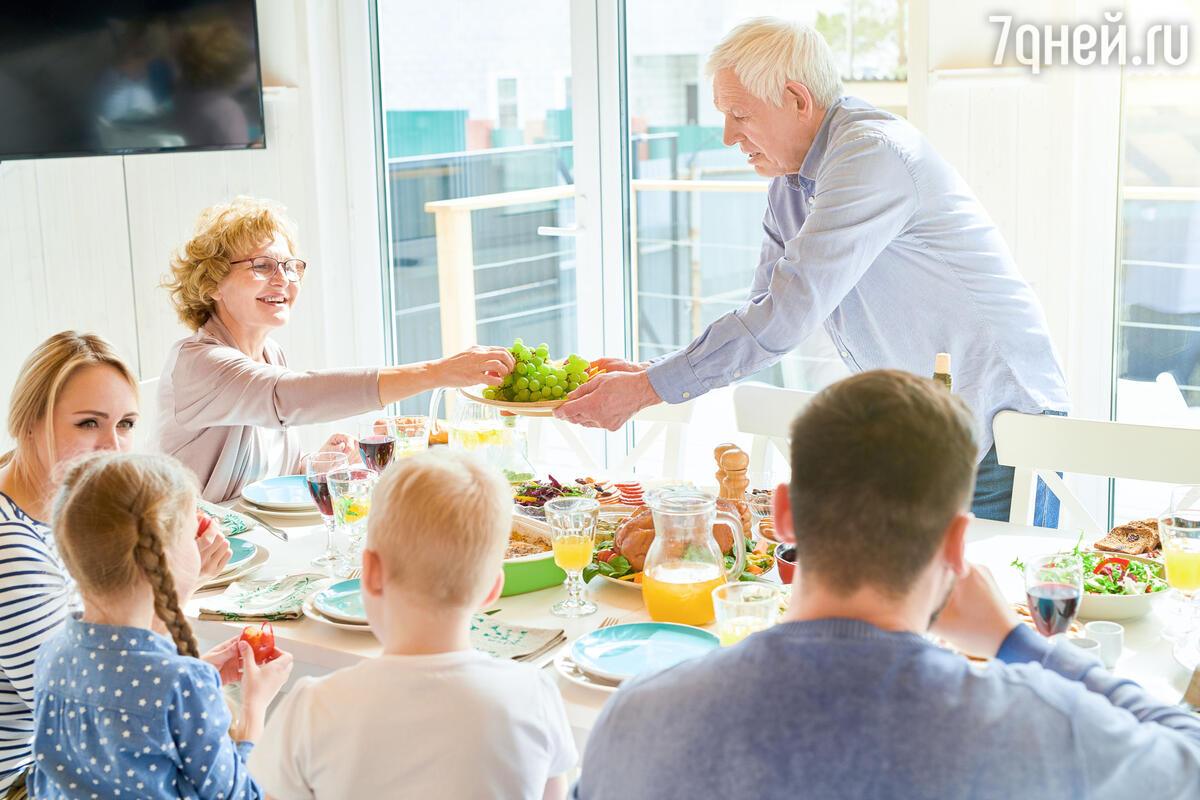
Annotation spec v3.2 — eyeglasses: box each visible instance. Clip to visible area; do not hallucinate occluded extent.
[230,256,307,282]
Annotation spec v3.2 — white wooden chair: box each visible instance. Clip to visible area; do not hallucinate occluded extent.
[992,410,1200,534]
[136,377,159,452]
[614,400,694,479]
[731,382,815,476]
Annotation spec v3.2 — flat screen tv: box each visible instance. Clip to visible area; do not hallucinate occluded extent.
[0,1,264,161]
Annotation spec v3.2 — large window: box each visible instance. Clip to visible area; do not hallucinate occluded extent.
[1112,0,1200,521]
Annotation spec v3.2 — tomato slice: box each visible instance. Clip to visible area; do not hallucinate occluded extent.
[1093,557,1129,576]
[239,622,275,665]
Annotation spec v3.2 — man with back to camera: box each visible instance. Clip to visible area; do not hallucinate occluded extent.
[555,17,1070,526]
[570,370,1200,800]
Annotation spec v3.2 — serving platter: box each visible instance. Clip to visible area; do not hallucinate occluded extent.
[459,387,565,418]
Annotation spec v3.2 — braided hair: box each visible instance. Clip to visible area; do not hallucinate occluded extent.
[53,452,201,657]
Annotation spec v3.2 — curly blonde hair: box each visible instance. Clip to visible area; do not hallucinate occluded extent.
[163,197,299,331]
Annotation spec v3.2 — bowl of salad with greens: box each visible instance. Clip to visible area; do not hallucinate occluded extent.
[1013,541,1168,621]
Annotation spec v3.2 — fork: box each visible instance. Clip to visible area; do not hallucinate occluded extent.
[598,616,620,629]
[347,568,362,580]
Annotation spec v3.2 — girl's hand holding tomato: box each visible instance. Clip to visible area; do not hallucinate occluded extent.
[239,622,277,665]
[194,510,232,583]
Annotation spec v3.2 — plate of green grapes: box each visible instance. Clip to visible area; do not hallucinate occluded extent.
[462,339,602,417]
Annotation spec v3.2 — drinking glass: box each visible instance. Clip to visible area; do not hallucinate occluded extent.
[1023,553,1083,637]
[389,415,431,460]
[545,496,599,618]
[328,466,375,577]
[712,582,779,646]
[357,419,396,473]
[1159,485,1200,641]
[304,452,348,570]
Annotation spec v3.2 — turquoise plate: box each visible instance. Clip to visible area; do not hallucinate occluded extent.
[225,537,257,570]
[241,475,316,511]
[313,579,366,624]
[570,622,719,684]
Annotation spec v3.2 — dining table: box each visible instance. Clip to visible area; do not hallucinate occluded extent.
[185,505,1198,754]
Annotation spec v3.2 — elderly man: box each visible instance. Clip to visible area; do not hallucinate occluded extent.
[570,370,1200,800]
[556,18,1069,525]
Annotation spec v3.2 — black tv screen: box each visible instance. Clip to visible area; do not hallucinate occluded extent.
[0,1,264,160]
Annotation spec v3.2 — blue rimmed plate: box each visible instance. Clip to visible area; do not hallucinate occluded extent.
[312,578,366,625]
[570,622,719,684]
[241,475,316,512]
[224,537,257,572]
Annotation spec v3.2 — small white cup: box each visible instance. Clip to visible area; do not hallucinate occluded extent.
[1067,637,1102,661]
[1083,620,1124,669]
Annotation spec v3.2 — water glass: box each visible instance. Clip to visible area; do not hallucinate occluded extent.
[328,466,375,577]
[545,496,599,618]
[357,419,396,473]
[713,582,779,646]
[304,451,348,570]
[389,415,430,459]
[1083,620,1124,669]
[1023,553,1083,637]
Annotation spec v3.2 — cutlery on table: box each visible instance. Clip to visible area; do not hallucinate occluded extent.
[238,510,290,542]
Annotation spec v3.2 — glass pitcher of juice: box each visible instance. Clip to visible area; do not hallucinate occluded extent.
[428,388,508,462]
[641,487,746,626]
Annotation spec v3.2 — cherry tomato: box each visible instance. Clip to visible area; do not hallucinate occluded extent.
[195,511,214,539]
[596,549,615,563]
[239,622,275,665]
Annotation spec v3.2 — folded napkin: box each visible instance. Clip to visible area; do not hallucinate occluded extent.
[198,573,327,621]
[196,499,255,536]
[470,615,566,663]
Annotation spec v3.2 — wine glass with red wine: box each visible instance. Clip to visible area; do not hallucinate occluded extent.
[1024,554,1083,637]
[357,419,396,473]
[304,451,349,571]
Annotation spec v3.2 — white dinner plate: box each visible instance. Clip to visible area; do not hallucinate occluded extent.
[302,593,377,636]
[553,649,619,694]
[198,544,270,592]
[241,475,317,512]
[235,501,320,521]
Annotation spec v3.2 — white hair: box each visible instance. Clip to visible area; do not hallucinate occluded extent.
[706,17,844,110]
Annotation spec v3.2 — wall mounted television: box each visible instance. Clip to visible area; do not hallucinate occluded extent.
[0,1,264,161]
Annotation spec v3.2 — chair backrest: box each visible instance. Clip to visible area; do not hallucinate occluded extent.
[614,400,695,479]
[731,382,814,476]
[136,377,160,452]
[993,410,1200,533]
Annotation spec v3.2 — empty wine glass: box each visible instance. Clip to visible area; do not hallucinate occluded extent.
[304,451,348,571]
[546,496,599,618]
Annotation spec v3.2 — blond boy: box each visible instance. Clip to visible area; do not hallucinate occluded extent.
[250,450,577,799]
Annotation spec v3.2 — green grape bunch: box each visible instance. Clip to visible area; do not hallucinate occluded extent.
[481,339,596,402]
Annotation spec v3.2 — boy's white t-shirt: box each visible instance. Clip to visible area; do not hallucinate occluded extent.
[248,650,577,800]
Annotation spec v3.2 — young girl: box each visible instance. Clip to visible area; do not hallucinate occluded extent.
[29,452,292,799]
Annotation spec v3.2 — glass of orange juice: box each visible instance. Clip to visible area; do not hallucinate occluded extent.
[712,583,779,646]
[1160,486,1200,641]
[546,496,600,618]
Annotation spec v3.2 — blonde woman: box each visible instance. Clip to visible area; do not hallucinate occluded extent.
[0,332,231,796]
[159,196,514,502]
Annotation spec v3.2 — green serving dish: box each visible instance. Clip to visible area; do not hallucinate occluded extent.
[502,515,566,596]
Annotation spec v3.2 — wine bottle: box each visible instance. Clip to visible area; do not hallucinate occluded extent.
[933,353,952,390]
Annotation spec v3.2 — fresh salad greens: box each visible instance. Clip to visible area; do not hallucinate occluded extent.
[581,524,773,584]
[1011,534,1167,596]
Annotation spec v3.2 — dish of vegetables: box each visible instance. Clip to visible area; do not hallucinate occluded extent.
[1012,540,1167,596]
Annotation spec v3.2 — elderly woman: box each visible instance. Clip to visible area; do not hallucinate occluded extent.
[0,331,231,796]
[159,197,513,502]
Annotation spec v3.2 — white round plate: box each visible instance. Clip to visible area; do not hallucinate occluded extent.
[237,502,320,521]
[302,593,377,636]
[459,387,565,417]
[198,544,270,592]
[553,649,619,694]
[241,475,318,511]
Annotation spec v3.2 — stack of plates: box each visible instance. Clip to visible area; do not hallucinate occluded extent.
[555,622,719,692]
[240,475,319,520]
[303,579,375,635]
[199,538,268,591]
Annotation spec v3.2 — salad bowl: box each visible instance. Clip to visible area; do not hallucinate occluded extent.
[1077,551,1167,621]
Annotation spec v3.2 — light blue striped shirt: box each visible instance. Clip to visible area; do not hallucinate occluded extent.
[0,492,72,791]
[646,96,1070,456]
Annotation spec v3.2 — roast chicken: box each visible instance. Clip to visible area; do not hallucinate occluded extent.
[612,498,740,571]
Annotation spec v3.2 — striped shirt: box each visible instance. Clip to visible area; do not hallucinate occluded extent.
[0,492,72,792]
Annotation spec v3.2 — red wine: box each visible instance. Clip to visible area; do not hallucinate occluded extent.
[358,435,396,472]
[1025,582,1081,636]
[306,475,334,517]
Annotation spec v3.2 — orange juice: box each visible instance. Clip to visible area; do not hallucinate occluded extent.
[642,561,725,625]
[717,616,770,646]
[553,534,594,572]
[1164,543,1200,591]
